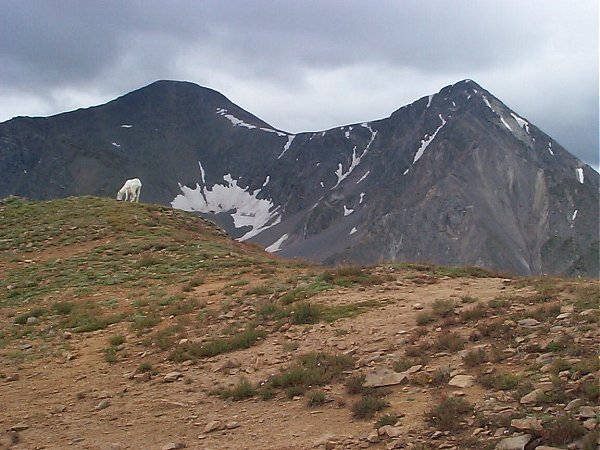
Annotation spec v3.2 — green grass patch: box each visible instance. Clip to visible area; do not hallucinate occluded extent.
[170,327,265,361]
[215,377,256,401]
[426,396,473,431]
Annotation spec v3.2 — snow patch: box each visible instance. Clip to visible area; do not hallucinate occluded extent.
[345,126,353,139]
[357,170,370,184]
[482,95,495,112]
[333,124,377,189]
[359,192,365,204]
[278,135,296,159]
[413,115,446,164]
[320,181,324,188]
[571,210,578,221]
[265,234,289,253]
[112,142,121,148]
[120,124,132,128]
[198,161,207,185]
[260,127,287,137]
[576,168,584,184]
[172,167,281,241]
[343,205,354,216]
[349,227,357,235]
[426,95,434,108]
[262,175,270,187]
[500,117,512,131]
[216,107,256,129]
[548,142,554,156]
[403,168,409,175]
[511,113,530,133]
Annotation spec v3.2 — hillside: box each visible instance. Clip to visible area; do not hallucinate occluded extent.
[0,197,598,450]
[1,80,598,276]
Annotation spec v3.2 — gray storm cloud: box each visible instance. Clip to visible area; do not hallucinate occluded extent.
[0,0,597,168]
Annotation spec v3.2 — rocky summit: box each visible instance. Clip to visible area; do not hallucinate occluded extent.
[0,79,598,275]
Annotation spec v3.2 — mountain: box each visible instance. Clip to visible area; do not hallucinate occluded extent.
[0,79,598,276]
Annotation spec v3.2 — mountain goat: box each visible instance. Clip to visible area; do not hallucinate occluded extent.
[117,178,142,202]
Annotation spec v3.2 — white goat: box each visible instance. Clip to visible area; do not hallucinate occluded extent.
[117,178,142,202]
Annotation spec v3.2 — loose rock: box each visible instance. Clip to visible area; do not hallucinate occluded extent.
[494,434,532,450]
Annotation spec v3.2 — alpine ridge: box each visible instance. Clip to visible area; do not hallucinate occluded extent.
[1,79,598,276]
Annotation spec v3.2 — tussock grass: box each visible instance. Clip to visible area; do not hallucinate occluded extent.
[426,396,473,431]
[215,377,256,401]
[352,395,389,419]
[169,328,265,361]
[261,352,353,398]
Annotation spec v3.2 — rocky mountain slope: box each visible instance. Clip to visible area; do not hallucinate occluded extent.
[0,197,598,450]
[0,80,598,276]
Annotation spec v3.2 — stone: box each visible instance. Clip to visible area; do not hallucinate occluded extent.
[225,421,240,429]
[564,398,583,411]
[367,430,380,443]
[161,443,186,450]
[95,399,110,410]
[494,434,532,450]
[579,405,597,418]
[519,389,544,405]
[518,318,540,327]
[363,368,409,387]
[26,316,38,325]
[6,374,19,382]
[405,364,423,374]
[583,418,597,430]
[448,375,475,388]
[9,423,29,432]
[534,447,563,450]
[510,418,543,433]
[204,420,223,433]
[134,372,151,382]
[378,425,402,438]
[412,303,424,310]
[163,371,183,382]
[313,433,338,448]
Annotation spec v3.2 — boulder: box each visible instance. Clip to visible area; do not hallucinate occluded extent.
[448,374,475,388]
[494,434,532,450]
[363,368,409,388]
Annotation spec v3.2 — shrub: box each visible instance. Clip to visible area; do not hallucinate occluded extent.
[432,299,456,317]
[217,377,256,401]
[430,367,451,386]
[433,332,465,352]
[265,352,353,397]
[463,348,487,367]
[460,303,489,322]
[392,358,414,373]
[543,415,586,445]
[477,372,519,391]
[352,395,389,419]
[171,328,265,361]
[136,361,153,373]
[108,334,126,346]
[306,390,326,407]
[104,347,117,364]
[426,396,473,431]
[416,311,434,326]
[291,302,321,324]
[52,302,75,315]
[346,373,366,395]
[375,414,399,428]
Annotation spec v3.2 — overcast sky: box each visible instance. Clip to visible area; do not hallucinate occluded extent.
[1,0,598,168]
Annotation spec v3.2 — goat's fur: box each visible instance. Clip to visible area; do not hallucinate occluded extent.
[117,178,142,202]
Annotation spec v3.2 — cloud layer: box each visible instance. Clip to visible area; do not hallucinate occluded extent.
[1,0,598,167]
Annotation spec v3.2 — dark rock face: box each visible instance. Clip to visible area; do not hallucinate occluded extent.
[1,79,598,276]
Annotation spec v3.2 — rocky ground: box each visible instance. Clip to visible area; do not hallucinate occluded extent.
[0,197,598,450]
